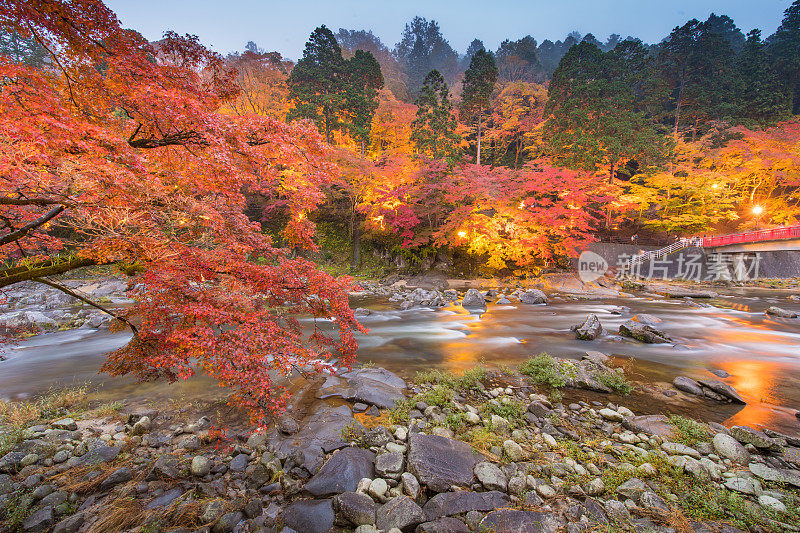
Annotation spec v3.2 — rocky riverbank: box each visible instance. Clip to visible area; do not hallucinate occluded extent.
[2,357,799,533]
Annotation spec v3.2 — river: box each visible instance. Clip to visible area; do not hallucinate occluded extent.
[1,287,799,434]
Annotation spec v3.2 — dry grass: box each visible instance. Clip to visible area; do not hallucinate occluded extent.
[0,385,89,429]
[85,498,145,533]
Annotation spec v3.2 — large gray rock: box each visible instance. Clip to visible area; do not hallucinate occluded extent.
[730,426,779,450]
[697,380,745,404]
[616,478,647,501]
[749,462,800,488]
[375,495,425,531]
[318,369,407,409]
[474,462,507,491]
[269,404,358,473]
[304,447,375,496]
[407,434,477,492]
[572,314,603,340]
[480,510,565,533]
[619,315,670,343]
[333,491,377,526]
[423,491,510,521]
[417,517,469,533]
[22,505,53,533]
[461,289,486,309]
[766,306,798,318]
[519,289,547,304]
[284,499,335,533]
[673,376,704,396]
[713,433,751,465]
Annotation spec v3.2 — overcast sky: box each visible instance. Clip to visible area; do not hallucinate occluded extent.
[105,0,791,61]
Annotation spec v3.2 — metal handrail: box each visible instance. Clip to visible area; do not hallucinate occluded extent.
[701,225,800,248]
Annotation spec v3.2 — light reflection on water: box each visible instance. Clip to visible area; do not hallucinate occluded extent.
[1,288,799,434]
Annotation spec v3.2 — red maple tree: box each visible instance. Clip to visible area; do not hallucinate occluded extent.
[0,0,363,420]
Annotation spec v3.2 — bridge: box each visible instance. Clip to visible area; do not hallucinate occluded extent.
[627,225,800,271]
[701,225,800,253]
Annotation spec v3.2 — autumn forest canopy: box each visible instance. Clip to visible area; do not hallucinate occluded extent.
[1,0,799,418]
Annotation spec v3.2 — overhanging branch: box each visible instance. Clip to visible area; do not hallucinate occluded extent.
[0,205,65,246]
[0,256,96,289]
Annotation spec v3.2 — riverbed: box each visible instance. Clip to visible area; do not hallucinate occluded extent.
[1,287,799,434]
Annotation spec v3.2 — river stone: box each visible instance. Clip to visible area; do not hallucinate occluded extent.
[52,512,84,533]
[375,451,404,477]
[673,376,704,396]
[766,306,798,318]
[0,452,26,473]
[417,517,469,533]
[334,491,377,526]
[622,414,674,438]
[305,447,375,497]
[724,477,756,495]
[423,491,510,521]
[375,495,425,531]
[519,289,547,304]
[662,442,701,459]
[749,462,800,488]
[730,426,779,450]
[599,408,624,422]
[130,416,151,436]
[640,491,670,514]
[336,368,407,409]
[758,494,787,513]
[619,317,671,343]
[191,456,211,476]
[713,433,751,464]
[52,418,77,431]
[229,453,249,472]
[99,467,131,491]
[145,455,179,480]
[697,380,745,404]
[503,439,526,461]
[474,462,507,492]
[616,478,647,501]
[146,488,184,510]
[407,434,476,492]
[461,289,486,308]
[480,510,565,533]
[573,314,603,340]
[284,499,334,533]
[22,505,53,533]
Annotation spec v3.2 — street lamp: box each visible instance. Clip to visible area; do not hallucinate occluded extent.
[752,205,764,230]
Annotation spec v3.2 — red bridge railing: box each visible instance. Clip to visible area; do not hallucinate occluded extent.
[701,225,800,248]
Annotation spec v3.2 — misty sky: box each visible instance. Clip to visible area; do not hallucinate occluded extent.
[105,0,791,60]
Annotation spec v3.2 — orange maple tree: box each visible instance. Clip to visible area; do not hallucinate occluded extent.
[0,0,362,420]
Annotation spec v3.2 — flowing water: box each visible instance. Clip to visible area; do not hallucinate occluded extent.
[2,288,799,434]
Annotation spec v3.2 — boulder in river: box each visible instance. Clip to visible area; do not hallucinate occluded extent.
[766,306,798,318]
[519,289,547,304]
[571,314,603,340]
[673,376,704,396]
[461,289,486,309]
[619,314,671,344]
[697,379,745,404]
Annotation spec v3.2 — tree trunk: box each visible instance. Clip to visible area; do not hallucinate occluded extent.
[476,109,482,165]
[674,66,686,138]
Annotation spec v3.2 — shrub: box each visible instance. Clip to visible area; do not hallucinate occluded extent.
[519,353,572,388]
[668,415,710,446]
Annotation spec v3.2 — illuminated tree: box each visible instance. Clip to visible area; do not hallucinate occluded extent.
[0,0,362,421]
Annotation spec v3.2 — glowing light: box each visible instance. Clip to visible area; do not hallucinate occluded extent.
[752,205,763,216]
[711,183,720,189]
[457,230,467,238]
[297,212,305,221]
[518,201,525,210]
